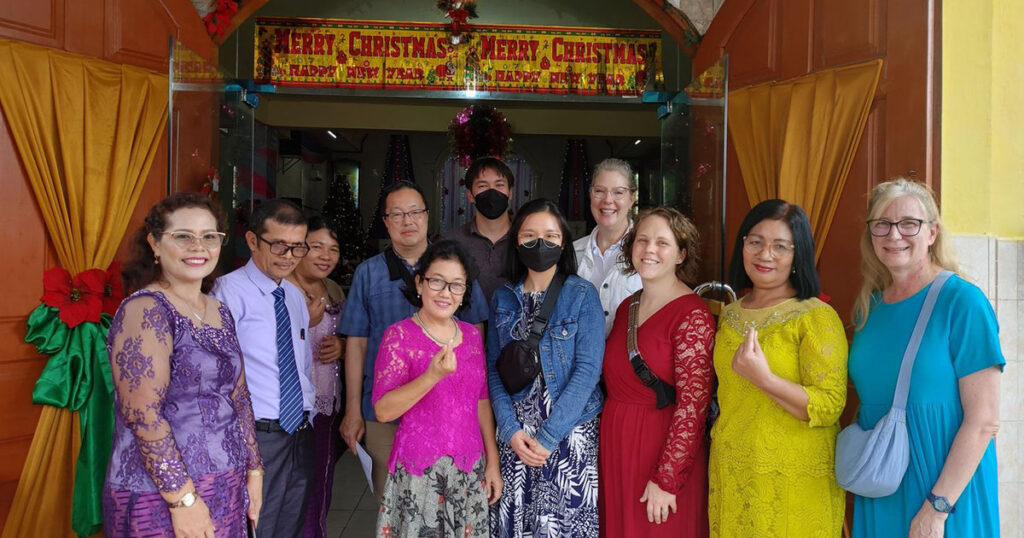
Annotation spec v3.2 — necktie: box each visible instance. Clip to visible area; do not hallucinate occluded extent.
[273,287,304,434]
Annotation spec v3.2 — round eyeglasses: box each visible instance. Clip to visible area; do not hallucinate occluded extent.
[742,236,795,258]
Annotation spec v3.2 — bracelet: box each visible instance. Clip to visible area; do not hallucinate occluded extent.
[247,469,265,477]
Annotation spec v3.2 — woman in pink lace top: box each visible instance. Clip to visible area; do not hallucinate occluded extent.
[372,240,502,538]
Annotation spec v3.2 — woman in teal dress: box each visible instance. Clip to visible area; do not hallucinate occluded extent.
[849,179,1004,537]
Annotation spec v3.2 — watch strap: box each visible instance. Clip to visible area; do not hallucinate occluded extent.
[167,491,198,509]
[926,492,955,514]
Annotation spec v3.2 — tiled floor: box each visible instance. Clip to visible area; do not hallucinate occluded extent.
[325,450,378,537]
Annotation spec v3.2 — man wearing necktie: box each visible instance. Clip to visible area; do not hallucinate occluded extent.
[213,199,315,538]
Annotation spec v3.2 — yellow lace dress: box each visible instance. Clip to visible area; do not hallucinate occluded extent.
[708,297,847,538]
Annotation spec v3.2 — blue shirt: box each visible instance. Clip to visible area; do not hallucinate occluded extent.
[849,275,1004,537]
[211,259,314,421]
[337,249,490,421]
[487,275,605,451]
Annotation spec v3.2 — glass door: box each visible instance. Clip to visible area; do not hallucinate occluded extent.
[168,38,257,270]
[659,56,728,288]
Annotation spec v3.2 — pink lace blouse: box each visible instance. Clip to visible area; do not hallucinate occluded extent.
[371,317,488,475]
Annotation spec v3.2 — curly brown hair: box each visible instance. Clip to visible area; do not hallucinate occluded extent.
[619,206,701,284]
[121,192,226,292]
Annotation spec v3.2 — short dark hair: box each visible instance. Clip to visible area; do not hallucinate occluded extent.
[402,240,477,310]
[122,192,225,292]
[464,157,515,190]
[304,213,339,242]
[727,199,821,300]
[249,198,306,235]
[380,180,428,217]
[620,207,701,284]
[505,199,577,283]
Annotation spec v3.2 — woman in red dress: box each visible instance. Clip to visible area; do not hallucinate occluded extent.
[598,207,715,538]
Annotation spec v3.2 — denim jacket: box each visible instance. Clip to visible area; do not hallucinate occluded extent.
[486,274,605,451]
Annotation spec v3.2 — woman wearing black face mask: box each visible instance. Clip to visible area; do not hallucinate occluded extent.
[487,199,606,537]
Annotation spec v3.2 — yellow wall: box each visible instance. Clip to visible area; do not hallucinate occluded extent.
[942,0,1024,238]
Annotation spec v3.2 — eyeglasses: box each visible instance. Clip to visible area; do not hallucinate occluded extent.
[256,234,310,257]
[867,218,930,238]
[518,236,562,247]
[384,208,428,222]
[589,187,636,201]
[742,236,795,258]
[162,231,226,249]
[422,276,467,295]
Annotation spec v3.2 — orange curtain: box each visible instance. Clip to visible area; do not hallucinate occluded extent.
[728,59,882,260]
[0,38,168,537]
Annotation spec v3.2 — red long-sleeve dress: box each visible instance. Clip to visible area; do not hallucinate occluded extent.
[598,293,715,538]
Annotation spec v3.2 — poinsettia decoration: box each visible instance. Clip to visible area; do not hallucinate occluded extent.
[437,0,478,45]
[41,264,125,328]
[203,0,238,39]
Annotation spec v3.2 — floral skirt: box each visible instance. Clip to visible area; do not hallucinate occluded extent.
[376,456,488,538]
[490,377,600,538]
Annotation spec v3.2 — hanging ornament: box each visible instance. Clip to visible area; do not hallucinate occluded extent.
[437,0,478,45]
[448,104,512,168]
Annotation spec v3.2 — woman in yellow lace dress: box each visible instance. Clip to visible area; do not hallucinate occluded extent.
[708,200,848,537]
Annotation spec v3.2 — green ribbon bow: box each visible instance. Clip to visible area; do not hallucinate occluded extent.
[26,304,113,537]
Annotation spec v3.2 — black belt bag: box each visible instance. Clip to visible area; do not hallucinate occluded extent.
[627,291,677,409]
[496,273,566,394]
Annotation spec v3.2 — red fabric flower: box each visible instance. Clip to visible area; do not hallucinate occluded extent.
[102,262,125,316]
[41,267,106,328]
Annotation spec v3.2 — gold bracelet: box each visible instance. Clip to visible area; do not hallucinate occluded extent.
[247,469,265,477]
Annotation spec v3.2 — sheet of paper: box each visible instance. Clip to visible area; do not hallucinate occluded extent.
[355,443,374,495]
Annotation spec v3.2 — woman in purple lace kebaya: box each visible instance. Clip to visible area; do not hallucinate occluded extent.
[372,240,502,538]
[103,193,263,537]
[287,215,347,538]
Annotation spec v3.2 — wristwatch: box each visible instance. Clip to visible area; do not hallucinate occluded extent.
[167,491,198,509]
[926,492,955,514]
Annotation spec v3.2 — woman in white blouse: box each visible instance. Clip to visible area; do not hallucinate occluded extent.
[573,158,643,335]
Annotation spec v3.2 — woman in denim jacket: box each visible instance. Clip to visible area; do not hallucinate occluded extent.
[487,199,605,538]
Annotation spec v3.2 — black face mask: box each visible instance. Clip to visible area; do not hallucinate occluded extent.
[517,239,563,272]
[473,189,510,220]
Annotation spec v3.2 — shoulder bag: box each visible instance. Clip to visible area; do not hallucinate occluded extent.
[627,291,677,409]
[835,270,953,497]
[496,273,566,394]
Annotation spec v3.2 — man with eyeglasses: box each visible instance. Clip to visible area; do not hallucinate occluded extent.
[442,156,514,301]
[337,180,489,502]
[212,199,315,538]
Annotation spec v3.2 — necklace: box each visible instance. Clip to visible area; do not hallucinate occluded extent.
[164,289,207,325]
[413,312,458,345]
[295,278,328,304]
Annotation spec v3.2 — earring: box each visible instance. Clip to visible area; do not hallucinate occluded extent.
[155,255,160,265]
[417,293,421,299]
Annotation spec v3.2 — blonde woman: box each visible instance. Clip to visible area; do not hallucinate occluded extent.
[849,179,1003,537]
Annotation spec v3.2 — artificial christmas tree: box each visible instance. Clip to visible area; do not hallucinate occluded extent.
[322,173,367,286]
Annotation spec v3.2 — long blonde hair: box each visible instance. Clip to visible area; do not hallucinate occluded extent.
[852,178,960,329]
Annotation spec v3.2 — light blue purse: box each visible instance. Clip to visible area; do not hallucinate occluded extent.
[835,270,952,498]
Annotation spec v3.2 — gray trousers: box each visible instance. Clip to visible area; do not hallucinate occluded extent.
[255,423,315,538]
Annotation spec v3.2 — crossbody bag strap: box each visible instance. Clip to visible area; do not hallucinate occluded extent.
[384,248,418,295]
[627,290,677,408]
[526,273,567,349]
[891,270,953,410]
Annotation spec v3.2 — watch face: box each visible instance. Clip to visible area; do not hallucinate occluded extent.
[934,498,951,512]
[182,492,197,507]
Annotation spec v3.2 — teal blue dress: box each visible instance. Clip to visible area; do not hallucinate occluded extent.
[849,275,1004,537]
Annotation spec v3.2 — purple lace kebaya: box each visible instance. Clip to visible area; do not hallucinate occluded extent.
[103,290,262,537]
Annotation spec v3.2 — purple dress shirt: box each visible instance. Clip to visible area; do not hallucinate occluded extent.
[212,259,315,421]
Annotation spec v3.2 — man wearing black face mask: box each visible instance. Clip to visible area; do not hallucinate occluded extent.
[443,156,515,301]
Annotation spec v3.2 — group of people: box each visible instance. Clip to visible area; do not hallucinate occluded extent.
[101,155,1003,538]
